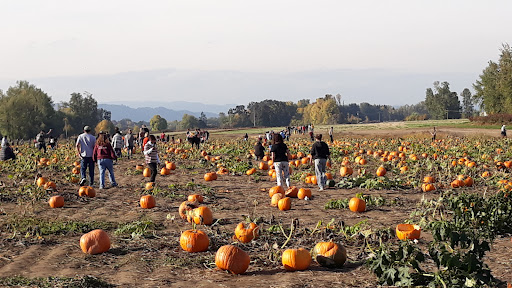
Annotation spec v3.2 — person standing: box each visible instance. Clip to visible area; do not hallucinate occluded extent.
[35,129,52,153]
[112,127,123,161]
[270,133,291,189]
[76,126,96,186]
[0,140,16,161]
[501,125,507,138]
[310,134,330,191]
[254,138,265,160]
[93,134,118,189]
[124,129,135,159]
[329,127,334,143]
[430,127,437,141]
[144,135,160,183]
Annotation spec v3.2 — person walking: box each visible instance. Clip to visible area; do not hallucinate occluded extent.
[111,127,123,161]
[430,127,437,141]
[310,134,330,191]
[76,126,96,186]
[35,129,52,153]
[501,125,507,138]
[124,129,135,159]
[329,127,334,143]
[254,138,265,160]
[144,135,160,183]
[93,134,118,189]
[270,133,291,189]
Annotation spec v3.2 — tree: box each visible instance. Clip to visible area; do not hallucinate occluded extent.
[302,95,340,124]
[247,100,297,127]
[198,112,207,128]
[95,120,115,135]
[150,115,168,131]
[61,92,102,134]
[460,88,474,118]
[0,81,57,139]
[425,81,461,119]
[474,43,512,114]
[180,114,199,129]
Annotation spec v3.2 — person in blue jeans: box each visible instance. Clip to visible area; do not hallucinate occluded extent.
[76,126,96,186]
[92,134,118,189]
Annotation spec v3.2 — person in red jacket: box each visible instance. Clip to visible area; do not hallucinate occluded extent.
[93,134,118,189]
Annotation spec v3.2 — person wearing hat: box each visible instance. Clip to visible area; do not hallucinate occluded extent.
[76,126,96,186]
[0,140,16,161]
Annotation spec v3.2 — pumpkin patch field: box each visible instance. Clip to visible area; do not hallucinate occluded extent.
[0,126,511,287]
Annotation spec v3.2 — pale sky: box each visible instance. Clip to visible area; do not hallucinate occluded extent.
[1,0,511,106]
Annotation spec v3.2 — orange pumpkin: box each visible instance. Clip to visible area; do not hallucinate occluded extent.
[348,197,366,212]
[259,162,269,170]
[297,188,312,200]
[268,186,285,198]
[421,183,436,192]
[78,186,96,198]
[339,166,353,177]
[160,167,171,175]
[451,179,464,188]
[49,195,64,208]
[165,162,176,170]
[285,186,299,198]
[44,181,57,190]
[234,222,259,243]
[423,176,435,183]
[282,248,311,271]
[140,195,156,209]
[376,166,387,177]
[271,193,283,206]
[180,229,209,252]
[278,197,291,211]
[80,229,110,255]
[204,172,217,181]
[215,245,250,274]
[135,164,144,171]
[189,206,213,225]
[188,194,204,203]
[312,242,347,268]
[179,200,199,220]
[145,182,155,190]
[246,168,257,175]
[396,224,421,240]
[143,168,151,177]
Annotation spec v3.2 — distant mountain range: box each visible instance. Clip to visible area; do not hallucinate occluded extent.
[99,103,220,122]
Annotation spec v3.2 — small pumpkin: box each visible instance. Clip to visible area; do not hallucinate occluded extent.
[143,168,151,177]
[312,242,347,268]
[282,248,311,271]
[376,166,387,177]
[80,229,110,255]
[44,181,57,190]
[189,206,213,225]
[49,195,64,208]
[78,186,96,198]
[268,186,285,198]
[204,172,217,181]
[259,162,269,170]
[246,168,257,175]
[188,194,204,203]
[215,245,250,274]
[271,193,283,206]
[297,188,312,200]
[396,224,421,240]
[278,197,291,211]
[348,197,366,212]
[140,195,156,209]
[423,176,435,183]
[339,166,353,177]
[165,162,176,170]
[285,186,299,198]
[135,164,144,171]
[160,167,171,175]
[450,179,464,188]
[180,229,209,252]
[234,222,259,243]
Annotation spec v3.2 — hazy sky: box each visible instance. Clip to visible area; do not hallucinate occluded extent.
[1,0,511,106]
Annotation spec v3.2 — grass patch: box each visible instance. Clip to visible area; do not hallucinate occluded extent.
[114,218,161,238]
[5,217,115,237]
[0,275,114,288]
[164,253,215,268]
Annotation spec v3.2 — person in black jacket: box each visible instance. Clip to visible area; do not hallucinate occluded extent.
[0,141,16,161]
[270,133,291,189]
[310,134,330,191]
[254,138,265,160]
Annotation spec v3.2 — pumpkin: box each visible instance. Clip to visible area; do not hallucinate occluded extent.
[44,181,57,190]
[145,182,155,190]
[481,171,491,178]
[451,179,464,188]
[268,186,285,198]
[297,188,312,200]
[160,167,171,175]
[78,186,96,198]
[71,167,80,174]
[348,197,366,212]
[282,248,311,271]
[376,166,387,177]
[180,229,209,252]
[271,193,283,206]
[285,186,299,198]
[140,195,156,209]
[259,162,269,170]
[421,183,436,192]
[143,168,151,177]
[189,206,213,225]
[312,242,347,268]
[70,176,79,183]
[396,224,421,240]
[80,229,110,255]
[36,177,48,187]
[246,168,257,175]
[234,222,259,243]
[135,164,144,171]
[423,176,435,183]
[339,166,353,177]
[179,200,199,220]
[463,176,474,187]
[166,162,176,170]
[204,172,217,181]
[49,195,64,208]
[326,179,336,188]
[215,245,250,274]
[188,194,204,203]
[325,172,333,180]
[278,197,291,211]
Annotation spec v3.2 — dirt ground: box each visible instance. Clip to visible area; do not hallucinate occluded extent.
[0,127,510,287]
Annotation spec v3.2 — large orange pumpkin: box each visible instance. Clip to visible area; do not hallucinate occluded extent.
[234,222,259,243]
[282,248,311,271]
[271,193,283,206]
[180,229,209,252]
[339,166,353,177]
[297,188,312,200]
[140,195,156,209]
[285,186,299,198]
[49,195,64,208]
[268,186,285,198]
[376,166,387,177]
[189,206,213,225]
[312,242,347,268]
[78,186,96,198]
[348,197,366,212]
[396,224,421,240]
[215,245,250,274]
[143,168,151,177]
[80,229,110,255]
[278,197,291,211]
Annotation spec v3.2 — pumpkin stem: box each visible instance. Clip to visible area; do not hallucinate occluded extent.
[280,218,298,249]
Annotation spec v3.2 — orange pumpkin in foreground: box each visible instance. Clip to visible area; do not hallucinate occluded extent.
[312,242,347,268]
[140,195,156,209]
[348,197,366,213]
[78,186,96,198]
[282,248,311,271]
[278,197,291,211]
[49,195,64,208]
[234,222,259,243]
[215,245,250,274]
[179,201,199,220]
[180,229,209,253]
[80,229,110,255]
[396,224,421,240]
